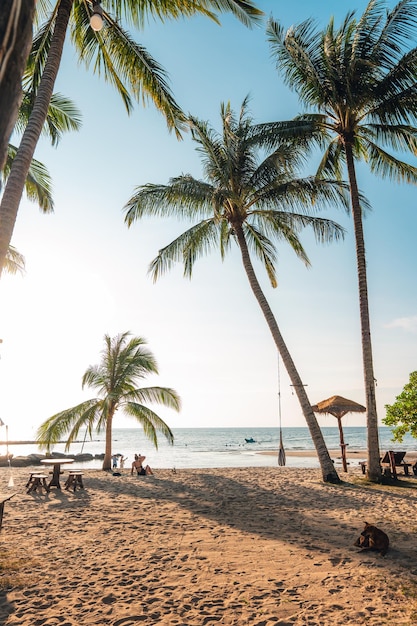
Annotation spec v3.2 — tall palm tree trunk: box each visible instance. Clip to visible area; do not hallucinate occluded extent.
[104,411,115,471]
[0,0,36,171]
[345,144,381,482]
[0,0,73,277]
[234,225,340,483]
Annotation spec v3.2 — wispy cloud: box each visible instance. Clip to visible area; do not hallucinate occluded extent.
[384,315,417,333]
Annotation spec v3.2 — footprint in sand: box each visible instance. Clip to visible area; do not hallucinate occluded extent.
[113,618,148,625]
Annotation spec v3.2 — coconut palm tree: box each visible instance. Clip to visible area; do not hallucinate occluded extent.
[123,98,355,483]
[36,332,181,470]
[0,0,35,171]
[0,0,262,276]
[267,0,417,482]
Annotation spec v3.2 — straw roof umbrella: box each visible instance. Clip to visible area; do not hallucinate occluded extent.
[311,395,366,472]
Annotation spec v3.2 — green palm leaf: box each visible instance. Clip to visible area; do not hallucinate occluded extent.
[4,145,53,213]
[36,332,180,469]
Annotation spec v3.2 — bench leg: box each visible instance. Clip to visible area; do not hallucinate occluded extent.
[64,475,75,491]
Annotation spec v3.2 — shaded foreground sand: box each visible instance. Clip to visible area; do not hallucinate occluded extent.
[1,466,417,625]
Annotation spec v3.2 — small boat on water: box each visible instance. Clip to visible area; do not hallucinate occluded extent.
[245,437,256,444]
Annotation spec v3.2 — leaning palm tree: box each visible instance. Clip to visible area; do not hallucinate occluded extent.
[0,0,262,276]
[36,332,181,470]
[267,0,417,482]
[124,98,354,483]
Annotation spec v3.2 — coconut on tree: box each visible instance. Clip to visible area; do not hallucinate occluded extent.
[36,332,181,470]
[123,98,355,483]
[267,0,417,482]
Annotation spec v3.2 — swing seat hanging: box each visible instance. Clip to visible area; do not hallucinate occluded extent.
[277,356,286,467]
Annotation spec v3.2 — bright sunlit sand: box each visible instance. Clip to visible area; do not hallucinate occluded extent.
[1,465,417,625]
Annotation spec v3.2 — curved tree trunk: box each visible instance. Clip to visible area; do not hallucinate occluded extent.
[345,144,381,483]
[0,0,36,171]
[234,225,340,483]
[0,0,74,277]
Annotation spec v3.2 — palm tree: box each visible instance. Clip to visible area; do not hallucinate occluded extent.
[0,0,35,171]
[0,0,262,276]
[36,332,181,470]
[267,0,417,482]
[123,98,354,483]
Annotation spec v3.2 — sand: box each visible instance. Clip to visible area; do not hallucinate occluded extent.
[1,464,417,626]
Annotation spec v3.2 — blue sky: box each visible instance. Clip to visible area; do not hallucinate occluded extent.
[1,0,416,441]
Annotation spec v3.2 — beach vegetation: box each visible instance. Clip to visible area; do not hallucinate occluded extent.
[384,371,417,441]
[123,97,352,483]
[36,332,181,470]
[2,89,81,277]
[267,0,417,483]
[3,246,25,276]
[0,0,35,173]
[0,0,263,277]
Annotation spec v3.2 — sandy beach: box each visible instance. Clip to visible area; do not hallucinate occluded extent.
[1,464,417,626]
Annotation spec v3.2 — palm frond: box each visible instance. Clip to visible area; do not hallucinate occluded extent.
[243,222,280,286]
[366,140,417,182]
[125,386,181,412]
[372,0,417,69]
[4,246,26,276]
[36,399,101,451]
[5,144,54,213]
[148,218,219,281]
[123,403,175,448]
[71,2,186,134]
[361,122,417,153]
[124,177,214,225]
[16,91,82,146]
[315,139,345,182]
[23,14,55,93]
[103,0,262,29]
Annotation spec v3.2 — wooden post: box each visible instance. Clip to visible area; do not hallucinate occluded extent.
[388,450,397,480]
[337,417,348,472]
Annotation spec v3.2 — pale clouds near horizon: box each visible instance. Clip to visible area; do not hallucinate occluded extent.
[384,316,417,333]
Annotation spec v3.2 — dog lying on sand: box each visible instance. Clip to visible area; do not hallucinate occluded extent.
[354,522,389,556]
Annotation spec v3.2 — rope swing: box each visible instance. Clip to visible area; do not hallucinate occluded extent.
[277,354,286,467]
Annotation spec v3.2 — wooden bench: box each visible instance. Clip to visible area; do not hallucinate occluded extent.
[360,451,413,478]
[0,493,16,530]
[64,471,84,492]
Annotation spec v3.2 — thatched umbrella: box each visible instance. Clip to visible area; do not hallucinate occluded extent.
[311,395,366,472]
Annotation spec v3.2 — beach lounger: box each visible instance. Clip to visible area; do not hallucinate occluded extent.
[360,451,412,478]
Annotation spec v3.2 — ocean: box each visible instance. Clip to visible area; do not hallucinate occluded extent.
[3,426,416,470]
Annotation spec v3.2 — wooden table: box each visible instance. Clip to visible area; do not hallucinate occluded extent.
[0,493,16,530]
[40,458,74,489]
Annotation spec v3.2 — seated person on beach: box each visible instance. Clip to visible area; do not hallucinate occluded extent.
[131,453,153,476]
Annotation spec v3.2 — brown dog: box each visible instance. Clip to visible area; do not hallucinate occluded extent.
[354,522,389,556]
